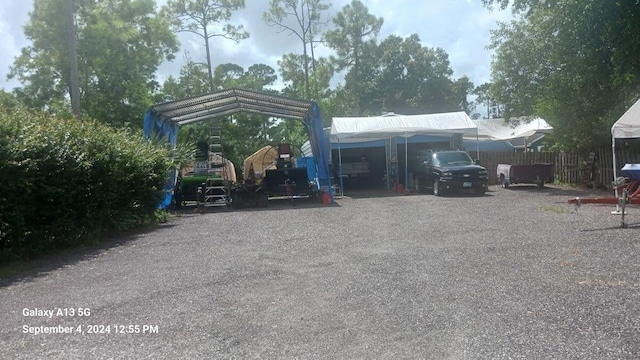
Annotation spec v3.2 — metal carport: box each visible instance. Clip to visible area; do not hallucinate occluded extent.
[142,88,333,208]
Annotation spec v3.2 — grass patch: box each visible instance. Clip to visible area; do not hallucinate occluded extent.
[154,210,170,223]
[552,180,583,189]
[557,259,578,268]
[541,205,574,214]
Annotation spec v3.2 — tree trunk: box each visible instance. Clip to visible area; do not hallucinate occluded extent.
[310,38,317,99]
[354,46,361,116]
[301,1,310,99]
[203,25,214,92]
[65,0,81,118]
[303,45,310,99]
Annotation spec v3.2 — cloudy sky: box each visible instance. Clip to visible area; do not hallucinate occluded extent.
[0,0,512,92]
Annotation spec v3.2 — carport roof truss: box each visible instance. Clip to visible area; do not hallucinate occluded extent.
[150,88,315,126]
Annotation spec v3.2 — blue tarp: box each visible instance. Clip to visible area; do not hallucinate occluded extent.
[143,110,179,209]
[296,157,318,187]
[143,110,178,145]
[306,103,333,197]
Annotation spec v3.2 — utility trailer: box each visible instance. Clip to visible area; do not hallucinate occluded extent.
[497,163,553,189]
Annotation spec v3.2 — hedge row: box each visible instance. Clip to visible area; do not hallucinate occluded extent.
[0,108,173,263]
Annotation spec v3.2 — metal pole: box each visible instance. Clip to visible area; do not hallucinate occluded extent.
[612,133,620,213]
[385,139,390,190]
[476,129,480,159]
[338,138,344,197]
[404,136,409,191]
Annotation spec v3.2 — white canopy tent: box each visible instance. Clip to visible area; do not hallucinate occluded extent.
[472,117,553,150]
[612,97,640,210]
[612,97,640,139]
[331,112,479,140]
[330,112,479,191]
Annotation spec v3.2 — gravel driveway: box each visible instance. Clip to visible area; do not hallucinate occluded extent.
[1,185,639,359]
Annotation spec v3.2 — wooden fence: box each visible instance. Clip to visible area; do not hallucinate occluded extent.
[477,147,640,187]
[593,146,640,187]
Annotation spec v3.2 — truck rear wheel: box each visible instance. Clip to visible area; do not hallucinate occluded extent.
[256,191,268,207]
[433,179,443,196]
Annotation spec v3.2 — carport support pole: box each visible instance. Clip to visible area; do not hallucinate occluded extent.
[338,138,344,197]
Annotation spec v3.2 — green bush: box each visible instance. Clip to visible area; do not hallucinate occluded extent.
[0,108,173,263]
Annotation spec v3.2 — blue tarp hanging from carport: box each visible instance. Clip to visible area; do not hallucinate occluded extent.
[143,110,180,209]
[143,110,178,145]
[306,102,333,194]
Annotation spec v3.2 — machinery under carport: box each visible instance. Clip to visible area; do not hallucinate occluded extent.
[142,88,333,209]
[172,130,237,208]
[231,144,319,208]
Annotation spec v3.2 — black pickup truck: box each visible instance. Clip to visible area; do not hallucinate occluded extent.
[412,150,489,196]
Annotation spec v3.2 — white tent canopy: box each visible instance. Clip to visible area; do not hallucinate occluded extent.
[612,97,640,139]
[330,111,478,140]
[330,111,478,192]
[473,117,553,141]
[612,97,640,210]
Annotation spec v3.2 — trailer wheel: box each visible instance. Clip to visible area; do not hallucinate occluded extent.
[231,192,245,209]
[256,192,268,207]
[500,174,509,189]
[536,179,545,189]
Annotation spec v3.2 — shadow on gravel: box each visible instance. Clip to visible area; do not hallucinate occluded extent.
[339,189,408,199]
[578,222,640,231]
[0,223,177,288]
[171,198,339,214]
[344,189,496,199]
[500,185,613,198]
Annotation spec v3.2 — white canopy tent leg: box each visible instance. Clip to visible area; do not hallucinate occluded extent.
[476,129,480,159]
[612,133,621,213]
[385,138,390,190]
[338,138,344,197]
[405,134,409,192]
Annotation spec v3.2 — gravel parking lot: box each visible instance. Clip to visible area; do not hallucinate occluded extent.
[1,185,639,359]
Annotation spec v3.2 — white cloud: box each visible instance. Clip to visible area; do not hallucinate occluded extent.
[0,0,512,92]
[0,1,31,90]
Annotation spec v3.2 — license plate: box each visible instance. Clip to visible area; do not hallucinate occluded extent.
[463,182,472,187]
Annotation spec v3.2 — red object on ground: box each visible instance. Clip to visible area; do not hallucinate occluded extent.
[322,192,331,205]
[568,179,640,205]
[396,183,404,193]
[568,197,640,205]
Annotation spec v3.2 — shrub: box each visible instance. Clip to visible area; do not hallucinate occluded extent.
[0,108,173,263]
